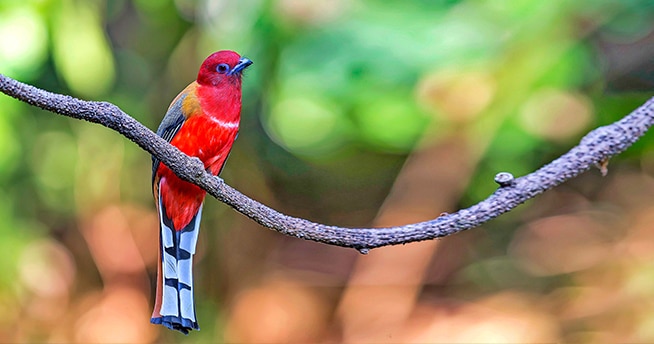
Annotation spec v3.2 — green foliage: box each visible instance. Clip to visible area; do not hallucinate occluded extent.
[0,0,653,342]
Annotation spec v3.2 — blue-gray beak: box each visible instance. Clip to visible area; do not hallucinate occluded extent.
[230,57,253,75]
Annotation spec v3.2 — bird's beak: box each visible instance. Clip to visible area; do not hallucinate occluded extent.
[230,57,253,75]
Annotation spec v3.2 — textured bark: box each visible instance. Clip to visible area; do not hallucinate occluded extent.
[1,74,653,252]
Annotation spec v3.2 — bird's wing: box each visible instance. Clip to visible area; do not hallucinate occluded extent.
[151,83,197,181]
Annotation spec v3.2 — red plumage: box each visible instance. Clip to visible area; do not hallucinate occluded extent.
[150,50,252,334]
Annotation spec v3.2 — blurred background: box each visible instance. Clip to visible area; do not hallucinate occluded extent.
[1,0,654,342]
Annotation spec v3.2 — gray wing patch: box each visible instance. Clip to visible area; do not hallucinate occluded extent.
[152,93,188,181]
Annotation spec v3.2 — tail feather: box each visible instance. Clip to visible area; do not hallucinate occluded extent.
[151,187,202,335]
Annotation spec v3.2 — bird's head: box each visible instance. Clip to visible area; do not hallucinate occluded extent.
[197,50,253,87]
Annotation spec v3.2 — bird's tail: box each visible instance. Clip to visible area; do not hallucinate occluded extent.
[151,194,202,335]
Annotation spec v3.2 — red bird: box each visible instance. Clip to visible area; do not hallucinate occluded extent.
[150,50,252,334]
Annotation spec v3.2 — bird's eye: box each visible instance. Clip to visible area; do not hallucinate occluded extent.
[216,63,230,74]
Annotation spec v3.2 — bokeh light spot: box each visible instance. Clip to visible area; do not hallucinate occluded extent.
[267,96,345,155]
[18,239,75,298]
[417,69,496,123]
[510,214,611,276]
[0,7,47,78]
[52,2,115,97]
[356,96,428,152]
[519,89,593,142]
[74,287,156,343]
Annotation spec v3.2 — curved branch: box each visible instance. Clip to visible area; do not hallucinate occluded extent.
[1,74,653,252]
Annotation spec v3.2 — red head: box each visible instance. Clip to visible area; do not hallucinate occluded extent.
[197,50,253,87]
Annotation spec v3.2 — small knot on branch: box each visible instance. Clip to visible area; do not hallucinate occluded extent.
[494,172,515,187]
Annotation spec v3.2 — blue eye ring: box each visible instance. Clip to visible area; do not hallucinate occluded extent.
[216,63,230,74]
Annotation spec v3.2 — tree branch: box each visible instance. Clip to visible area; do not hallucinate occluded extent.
[1,74,653,253]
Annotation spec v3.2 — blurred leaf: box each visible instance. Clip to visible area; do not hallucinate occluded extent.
[0,5,48,79]
[52,0,115,97]
[0,98,21,178]
[30,131,77,213]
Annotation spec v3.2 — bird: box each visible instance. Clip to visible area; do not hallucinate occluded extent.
[150,50,252,334]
